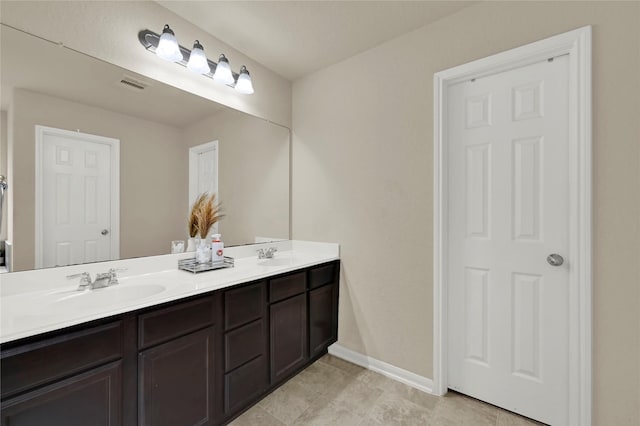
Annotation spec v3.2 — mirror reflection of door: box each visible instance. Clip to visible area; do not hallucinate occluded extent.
[188,141,219,235]
[35,126,119,268]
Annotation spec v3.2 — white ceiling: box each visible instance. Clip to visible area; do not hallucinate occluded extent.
[1,25,224,127]
[157,1,475,80]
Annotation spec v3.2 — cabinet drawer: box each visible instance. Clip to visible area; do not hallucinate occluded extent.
[224,282,265,330]
[225,319,265,373]
[138,297,214,349]
[269,272,306,303]
[1,321,123,399]
[309,262,337,289]
[224,356,268,415]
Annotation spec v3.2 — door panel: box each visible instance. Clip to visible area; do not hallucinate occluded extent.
[447,56,570,425]
[41,129,114,268]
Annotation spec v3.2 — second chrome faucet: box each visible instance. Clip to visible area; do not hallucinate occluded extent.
[257,247,278,259]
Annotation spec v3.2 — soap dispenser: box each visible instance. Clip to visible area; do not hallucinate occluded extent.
[211,234,224,263]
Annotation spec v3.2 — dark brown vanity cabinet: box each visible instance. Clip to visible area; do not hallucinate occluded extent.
[137,297,218,426]
[0,320,130,426]
[0,260,340,426]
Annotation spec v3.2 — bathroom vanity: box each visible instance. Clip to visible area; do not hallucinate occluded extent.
[0,242,339,426]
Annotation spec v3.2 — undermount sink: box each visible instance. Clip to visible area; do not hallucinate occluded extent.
[258,257,294,267]
[46,284,167,310]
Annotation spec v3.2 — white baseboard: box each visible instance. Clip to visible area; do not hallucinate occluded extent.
[328,343,434,394]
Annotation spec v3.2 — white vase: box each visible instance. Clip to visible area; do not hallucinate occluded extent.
[196,238,211,263]
[186,237,198,252]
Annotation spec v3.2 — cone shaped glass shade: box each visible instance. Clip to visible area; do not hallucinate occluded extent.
[156,25,182,62]
[235,67,254,94]
[213,55,235,85]
[187,41,210,74]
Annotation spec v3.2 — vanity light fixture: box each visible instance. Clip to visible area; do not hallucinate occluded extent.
[155,25,183,62]
[186,40,211,74]
[235,66,254,95]
[212,54,234,85]
[138,26,255,94]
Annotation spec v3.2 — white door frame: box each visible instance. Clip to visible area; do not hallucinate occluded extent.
[433,27,592,425]
[35,125,120,268]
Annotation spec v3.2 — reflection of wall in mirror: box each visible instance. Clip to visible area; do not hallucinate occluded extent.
[184,109,289,247]
[10,88,188,271]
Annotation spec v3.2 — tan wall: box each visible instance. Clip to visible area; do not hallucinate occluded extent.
[0,1,292,128]
[1,111,7,241]
[183,109,290,247]
[10,89,187,271]
[292,1,640,424]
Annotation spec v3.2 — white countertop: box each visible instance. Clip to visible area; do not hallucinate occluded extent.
[0,240,339,344]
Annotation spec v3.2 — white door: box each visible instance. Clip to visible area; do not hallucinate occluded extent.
[188,141,219,232]
[36,126,119,268]
[447,55,569,425]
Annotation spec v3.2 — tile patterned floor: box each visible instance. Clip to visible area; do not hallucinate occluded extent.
[230,354,545,426]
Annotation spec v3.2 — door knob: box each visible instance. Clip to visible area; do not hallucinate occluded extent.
[546,253,564,266]
[101,229,109,236]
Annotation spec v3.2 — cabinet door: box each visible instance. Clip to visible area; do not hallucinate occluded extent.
[1,361,122,426]
[270,294,308,384]
[138,327,215,426]
[309,283,338,358]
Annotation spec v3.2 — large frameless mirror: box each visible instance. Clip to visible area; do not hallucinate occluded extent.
[0,24,290,272]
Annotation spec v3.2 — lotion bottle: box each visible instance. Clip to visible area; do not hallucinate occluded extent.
[211,234,224,263]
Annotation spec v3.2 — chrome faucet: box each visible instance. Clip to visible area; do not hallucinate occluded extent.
[257,247,278,259]
[67,268,126,291]
[106,268,124,286]
[67,272,93,291]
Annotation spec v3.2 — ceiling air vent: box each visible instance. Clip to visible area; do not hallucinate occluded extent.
[117,75,149,92]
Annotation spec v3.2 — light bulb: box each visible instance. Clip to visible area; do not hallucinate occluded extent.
[235,66,254,94]
[187,40,210,74]
[156,24,183,62]
[213,54,235,85]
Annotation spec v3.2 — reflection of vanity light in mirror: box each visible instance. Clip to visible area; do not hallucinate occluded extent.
[139,26,254,94]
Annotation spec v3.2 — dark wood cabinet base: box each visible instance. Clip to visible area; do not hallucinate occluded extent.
[2,361,122,426]
[1,260,339,426]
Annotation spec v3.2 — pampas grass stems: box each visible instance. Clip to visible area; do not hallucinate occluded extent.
[188,192,224,239]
